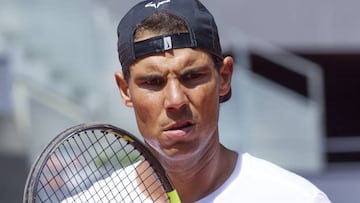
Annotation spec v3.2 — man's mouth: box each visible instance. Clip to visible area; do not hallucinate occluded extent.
[167,121,193,130]
[163,120,194,138]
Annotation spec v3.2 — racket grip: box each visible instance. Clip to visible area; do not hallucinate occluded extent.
[167,189,181,203]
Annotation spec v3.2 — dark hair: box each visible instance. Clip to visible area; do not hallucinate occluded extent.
[125,12,230,102]
[134,12,188,40]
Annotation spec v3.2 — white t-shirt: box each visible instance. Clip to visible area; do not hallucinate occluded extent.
[62,152,331,203]
[196,152,331,203]
[61,162,154,203]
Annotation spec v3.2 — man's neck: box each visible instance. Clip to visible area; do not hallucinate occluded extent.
[167,146,238,203]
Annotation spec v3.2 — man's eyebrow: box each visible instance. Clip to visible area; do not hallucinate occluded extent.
[134,73,162,81]
[181,66,209,74]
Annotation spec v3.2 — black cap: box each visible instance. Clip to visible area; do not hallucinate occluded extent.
[117,0,223,72]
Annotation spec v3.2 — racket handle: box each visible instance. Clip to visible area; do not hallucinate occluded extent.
[167,189,181,203]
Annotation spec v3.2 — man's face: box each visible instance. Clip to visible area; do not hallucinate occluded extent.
[115,48,232,168]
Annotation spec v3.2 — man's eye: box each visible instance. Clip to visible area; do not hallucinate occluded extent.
[144,77,164,86]
[183,72,202,80]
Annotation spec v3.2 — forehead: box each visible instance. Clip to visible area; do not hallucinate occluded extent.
[130,48,214,73]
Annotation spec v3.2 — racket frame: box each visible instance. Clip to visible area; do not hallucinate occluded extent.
[23,123,181,203]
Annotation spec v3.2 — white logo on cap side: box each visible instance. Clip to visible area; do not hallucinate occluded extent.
[145,0,171,9]
[163,36,172,50]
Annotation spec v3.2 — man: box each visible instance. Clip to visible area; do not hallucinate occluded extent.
[113,0,332,202]
[70,0,332,202]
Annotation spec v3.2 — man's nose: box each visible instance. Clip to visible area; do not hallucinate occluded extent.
[164,79,188,111]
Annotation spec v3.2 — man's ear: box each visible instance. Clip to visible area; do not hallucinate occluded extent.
[114,72,133,107]
[219,56,234,98]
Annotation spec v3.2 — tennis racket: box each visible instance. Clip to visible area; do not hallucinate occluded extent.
[23,123,181,203]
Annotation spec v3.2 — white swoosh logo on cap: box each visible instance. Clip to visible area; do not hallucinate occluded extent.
[145,0,171,9]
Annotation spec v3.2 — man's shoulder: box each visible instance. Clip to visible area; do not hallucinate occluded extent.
[235,152,331,202]
[240,153,318,189]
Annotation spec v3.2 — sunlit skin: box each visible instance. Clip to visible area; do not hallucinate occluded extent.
[115,47,237,202]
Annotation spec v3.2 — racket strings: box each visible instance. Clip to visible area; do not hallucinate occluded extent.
[59,131,109,195]
[95,131,145,202]
[133,162,169,202]
[36,139,88,202]
[34,128,170,202]
[71,130,139,201]
[113,159,168,203]
[35,132,96,201]
[63,131,115,199]
[35,130,120,201]
[37,157,64,202]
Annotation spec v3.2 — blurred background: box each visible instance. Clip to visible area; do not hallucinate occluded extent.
[0,0,359,202]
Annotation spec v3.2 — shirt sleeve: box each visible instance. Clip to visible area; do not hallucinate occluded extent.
[311,192,332,203]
